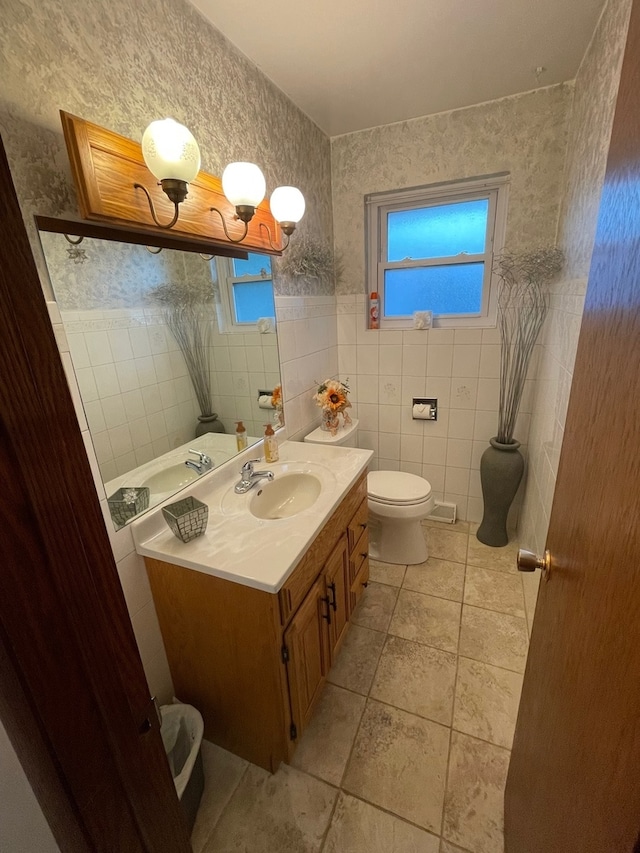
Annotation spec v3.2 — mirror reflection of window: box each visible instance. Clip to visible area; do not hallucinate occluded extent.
[214,253,275,331]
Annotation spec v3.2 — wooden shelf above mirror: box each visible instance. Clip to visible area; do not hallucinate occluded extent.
[35,214,249,259]
[60,110,284,256]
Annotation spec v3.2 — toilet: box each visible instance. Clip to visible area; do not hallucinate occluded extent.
[304,419,434,565]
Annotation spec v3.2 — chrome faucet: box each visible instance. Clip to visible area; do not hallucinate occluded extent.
[185,449,213,475]
[234,459,274,494]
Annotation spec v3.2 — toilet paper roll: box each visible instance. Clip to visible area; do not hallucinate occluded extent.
[413,403,432,420]
[258,394,274,409]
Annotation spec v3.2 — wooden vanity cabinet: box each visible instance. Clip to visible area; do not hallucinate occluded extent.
[145,471,369,772]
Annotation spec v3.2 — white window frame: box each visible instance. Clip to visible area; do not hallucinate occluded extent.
[213,255,274,334]
[365,174,509,329]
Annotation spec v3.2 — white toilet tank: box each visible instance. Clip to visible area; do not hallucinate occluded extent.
[304,418,359,447]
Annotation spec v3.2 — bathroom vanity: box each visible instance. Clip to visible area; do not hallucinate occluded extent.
[132,441,372,771]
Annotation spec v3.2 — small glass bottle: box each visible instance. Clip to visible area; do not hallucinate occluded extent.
[263,423,279,463]
[235,420,248,451]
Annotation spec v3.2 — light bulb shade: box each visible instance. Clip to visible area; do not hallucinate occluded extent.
[141,119,201,183]
[222,162,266,208]
[270,186,306,224]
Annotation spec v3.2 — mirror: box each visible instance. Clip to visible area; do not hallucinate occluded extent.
[39,230,282,529]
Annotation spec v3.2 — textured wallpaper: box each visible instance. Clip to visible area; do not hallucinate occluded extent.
[331,84,572,295]
[0,0,333,297]
[518,0,631,630]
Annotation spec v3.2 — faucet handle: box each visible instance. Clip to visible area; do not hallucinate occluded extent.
[240,458,261,476]
[189,449,212,465]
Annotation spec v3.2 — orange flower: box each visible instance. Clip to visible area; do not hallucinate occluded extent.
[271,384,282,408]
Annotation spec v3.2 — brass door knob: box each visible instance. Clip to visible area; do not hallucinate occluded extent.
[517,548,551,576]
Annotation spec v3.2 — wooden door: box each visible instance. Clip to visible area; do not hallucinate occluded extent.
[0,138,191,850]
[324,535,350,658]
[284,576,331,738]
[505,5,640,851]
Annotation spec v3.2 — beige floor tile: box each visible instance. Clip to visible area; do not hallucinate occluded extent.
[324,792,440,852]
[443,732,509,853]
[343,700,450,833]
[404,558,465,602]
[291,684,366,786]
[202,763,337,853]
[369,559,407,587]
[351,582,399,632]
[328,624,386,695]
[371,635,457,725]
[467,537,519,574]
[464,566,525,617]
[190,741,248,853]
[453,657,523,749]
[425,526,469,564]
[459,606,528,673]
[390,589,461,653]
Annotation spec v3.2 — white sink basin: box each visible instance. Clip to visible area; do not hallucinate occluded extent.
[249,473,322,520]
[143,464,199,494]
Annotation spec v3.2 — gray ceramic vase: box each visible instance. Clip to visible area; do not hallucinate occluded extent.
[195,414,225,436]
[477,437,524,547]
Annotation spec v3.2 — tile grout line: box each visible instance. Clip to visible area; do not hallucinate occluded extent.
[194,760,250,852]
[438,531,470,842]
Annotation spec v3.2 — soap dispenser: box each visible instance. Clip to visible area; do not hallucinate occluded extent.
[263,423,279,463]
[235,420,248,451]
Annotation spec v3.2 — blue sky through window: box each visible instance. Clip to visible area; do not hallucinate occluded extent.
[387,199,489,261]
[384,263,484,316]
[232,280,275,323]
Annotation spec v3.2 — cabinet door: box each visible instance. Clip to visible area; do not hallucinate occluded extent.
[284,576,331,736]
[324,535,351,659]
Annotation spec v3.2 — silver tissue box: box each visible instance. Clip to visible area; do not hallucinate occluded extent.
[162,496,209,543]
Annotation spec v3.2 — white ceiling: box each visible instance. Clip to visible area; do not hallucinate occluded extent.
[188,0,604,137]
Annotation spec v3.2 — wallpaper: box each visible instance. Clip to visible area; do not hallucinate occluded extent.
[0,0,333,297]
[331,83,572,295]
[518,0,632,632]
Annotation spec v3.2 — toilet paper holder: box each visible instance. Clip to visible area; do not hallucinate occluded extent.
[412,398,438,421]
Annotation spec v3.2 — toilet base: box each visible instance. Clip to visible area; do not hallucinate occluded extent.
[368,516,429,565]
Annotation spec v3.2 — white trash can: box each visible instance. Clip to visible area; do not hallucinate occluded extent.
[160,701,205,832]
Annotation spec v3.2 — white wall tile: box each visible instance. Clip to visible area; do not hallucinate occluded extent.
[379,432,400,460]
[379,404,401,433]
[452,345,481,377]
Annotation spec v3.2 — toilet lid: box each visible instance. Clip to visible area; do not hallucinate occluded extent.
[368,471,432,505]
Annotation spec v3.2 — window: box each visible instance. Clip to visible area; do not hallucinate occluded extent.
[214,253,275,331]
[366,175,509,328]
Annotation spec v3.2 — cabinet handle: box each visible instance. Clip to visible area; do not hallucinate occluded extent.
[321,595,332,625]
[328,581,337,611]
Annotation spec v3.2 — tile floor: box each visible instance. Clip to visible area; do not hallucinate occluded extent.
[191,520,527,853]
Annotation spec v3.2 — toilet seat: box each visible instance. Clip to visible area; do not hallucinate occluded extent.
[368,471,432,506]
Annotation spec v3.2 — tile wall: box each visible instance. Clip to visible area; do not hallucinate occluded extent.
[276,294,339,441]
[209,326,281,438]
[49,301,175,703]
[337,295,537,522]
[64,308,201,483]
[518,0,632,632]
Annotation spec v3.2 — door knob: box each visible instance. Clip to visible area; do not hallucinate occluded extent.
[517,548,551,577]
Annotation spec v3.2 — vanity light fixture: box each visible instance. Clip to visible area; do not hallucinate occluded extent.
[135,119,305,248]
[212,163,306,249]
[260,186,306,250]
[134,118,201,229]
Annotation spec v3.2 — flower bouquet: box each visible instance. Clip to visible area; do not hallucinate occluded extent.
[271,383,284,428]
[313,378,352,436]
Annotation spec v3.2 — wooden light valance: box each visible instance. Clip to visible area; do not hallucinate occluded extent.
[60,111,284,256]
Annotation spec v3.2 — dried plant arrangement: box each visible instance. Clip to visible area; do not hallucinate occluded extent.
[151,278,214,418]
[495,247,564,443]
[274,236,343,285]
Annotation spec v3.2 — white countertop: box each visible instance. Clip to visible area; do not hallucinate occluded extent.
[131,439,372,593]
